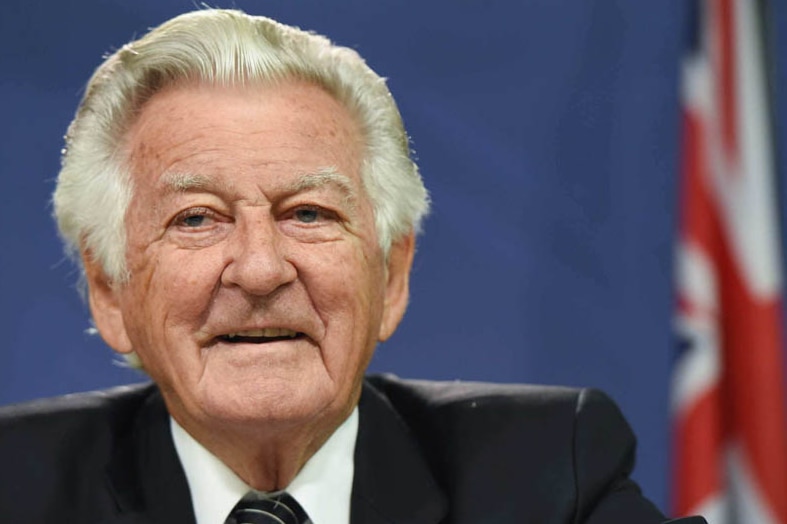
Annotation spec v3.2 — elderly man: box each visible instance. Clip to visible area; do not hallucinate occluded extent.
[0,9,703,524]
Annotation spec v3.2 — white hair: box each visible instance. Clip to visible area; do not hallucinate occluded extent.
[53,8,429,285]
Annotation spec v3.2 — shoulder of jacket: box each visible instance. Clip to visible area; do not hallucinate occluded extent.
[366,372,593,414]
[0,382,157,431]
[363,375,631,521]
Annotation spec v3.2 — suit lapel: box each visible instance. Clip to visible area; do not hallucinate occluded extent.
[351,381,447,524]
[103,387,196,524]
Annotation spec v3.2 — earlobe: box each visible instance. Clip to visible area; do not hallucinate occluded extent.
[378,232,416,342]
[82,251,134,354]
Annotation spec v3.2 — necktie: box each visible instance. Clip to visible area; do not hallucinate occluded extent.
[227,491,312,524]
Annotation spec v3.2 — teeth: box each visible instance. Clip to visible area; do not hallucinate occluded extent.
[225,328,299,339]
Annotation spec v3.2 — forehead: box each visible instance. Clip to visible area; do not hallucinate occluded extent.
[123,80,365,191]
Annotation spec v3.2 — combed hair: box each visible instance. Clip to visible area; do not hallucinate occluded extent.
[53,8,429,284]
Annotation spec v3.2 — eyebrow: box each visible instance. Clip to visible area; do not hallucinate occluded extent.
[160,172,231,193]
[159,168,359,208]
[287,168,358,206]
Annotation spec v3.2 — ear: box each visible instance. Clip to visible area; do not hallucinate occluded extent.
[378,232,416,342]
[82,251,134,354]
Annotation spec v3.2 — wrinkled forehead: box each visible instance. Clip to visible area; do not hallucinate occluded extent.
[122,80,366,181]
[116,80,377,232]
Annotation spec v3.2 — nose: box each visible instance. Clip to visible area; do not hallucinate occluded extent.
[221,214,297,296]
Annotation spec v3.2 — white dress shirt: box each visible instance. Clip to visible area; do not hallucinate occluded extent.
[171,408,358,524]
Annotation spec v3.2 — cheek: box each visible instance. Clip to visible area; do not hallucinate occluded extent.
[124,247,224,333]
[300,240,387,352]
[164,257,218,294]
[160,253,224,317]
[304,238,383,305]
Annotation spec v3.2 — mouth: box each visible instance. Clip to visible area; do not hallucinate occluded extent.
[216,328,306,344]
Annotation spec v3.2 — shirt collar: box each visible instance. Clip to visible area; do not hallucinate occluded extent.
[171,408,358,524]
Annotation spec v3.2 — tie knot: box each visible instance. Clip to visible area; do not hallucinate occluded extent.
[227,491,311,524]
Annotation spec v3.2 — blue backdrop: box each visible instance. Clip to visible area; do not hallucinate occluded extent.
[4,0,785,513]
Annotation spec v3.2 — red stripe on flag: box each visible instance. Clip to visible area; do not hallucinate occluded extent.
[716,229,787,522]
[679,107,715,256]
[673,386,724,516]
[717,0,738,168]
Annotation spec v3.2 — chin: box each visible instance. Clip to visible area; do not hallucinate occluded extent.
[197,378,339,428]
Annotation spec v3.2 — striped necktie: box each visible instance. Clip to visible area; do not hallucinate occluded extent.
[226,491,312,524]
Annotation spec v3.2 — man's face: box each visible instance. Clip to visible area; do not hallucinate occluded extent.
[86,81,413,438]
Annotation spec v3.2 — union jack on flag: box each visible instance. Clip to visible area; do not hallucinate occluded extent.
[672,0,787,522]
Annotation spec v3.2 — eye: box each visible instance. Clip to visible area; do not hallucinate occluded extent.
[183,215,206,227]
[294,207,320,223]
[172,207,215,228]
[289,205,339,225]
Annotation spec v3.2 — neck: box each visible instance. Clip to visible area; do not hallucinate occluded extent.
[173,408,352,491]
[213,426,334,490]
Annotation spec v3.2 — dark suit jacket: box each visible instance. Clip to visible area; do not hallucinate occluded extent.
[0,375,703,523]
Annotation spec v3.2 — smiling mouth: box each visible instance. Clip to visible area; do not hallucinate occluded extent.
[217,328,305,344]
